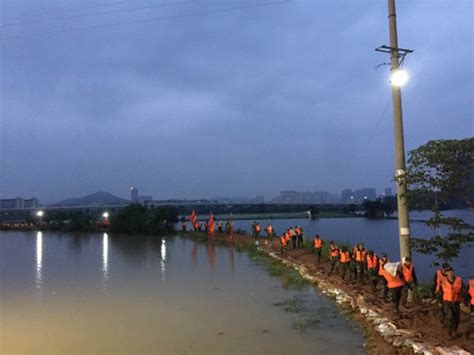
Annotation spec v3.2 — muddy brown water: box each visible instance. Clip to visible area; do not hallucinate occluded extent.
[1,232,365,354]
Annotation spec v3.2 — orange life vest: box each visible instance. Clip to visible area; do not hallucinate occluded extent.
[366,255,378,269]
[285,233,291,242]
[435,269,445,293]
[402,264,414,283]
[330,246,339,257]
[340,251,351,263]
[314,238,323,249]
[378,258,387,276]
[355,249,366,262]
[296,228,302,236]
[280,236,287,247]
[382,269,405,288]
[255,224,261,232]
[442,276,463,302]
[267,225,273,233]
[469,279,474,305]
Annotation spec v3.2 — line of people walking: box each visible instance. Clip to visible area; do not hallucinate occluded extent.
[278,230,473,340]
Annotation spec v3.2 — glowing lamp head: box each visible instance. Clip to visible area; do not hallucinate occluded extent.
[390,69,409,87]
[102,212,109,219]
[36,210,44,217]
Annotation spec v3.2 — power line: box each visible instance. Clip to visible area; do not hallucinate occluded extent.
[1,0,289,41]
[1,1,131,23]
[1,1,193,27]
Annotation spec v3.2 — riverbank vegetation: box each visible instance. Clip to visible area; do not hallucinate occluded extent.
[108,204,178,235]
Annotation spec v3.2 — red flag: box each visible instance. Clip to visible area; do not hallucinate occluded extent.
[189,210,197,229]
[208,212,216,237]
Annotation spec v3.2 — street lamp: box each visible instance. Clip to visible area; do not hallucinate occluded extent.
[36,210,44,218]
[390,69,409,87]
[102,212,109,219]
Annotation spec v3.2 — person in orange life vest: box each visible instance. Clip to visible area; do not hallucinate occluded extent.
[378,253,389,300]
[251,221,257,238]
[432,263,451,322]
[381,262,405,314]
[280,233,288,256]
[255,223,261,239]
[296,226,304,248]
[464,278,474,340]
[441,267,464,339]
[354,243,367,284]
[313,235,323,262]
[266,224,273,239]
[285,229,292,248]
[329,241,340,274]
[290,227,297,249]
[401,256,418,305]
[339,247,352,281]
[366,250,379,292]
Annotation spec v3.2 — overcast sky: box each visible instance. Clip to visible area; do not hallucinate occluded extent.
[1,0,472,203]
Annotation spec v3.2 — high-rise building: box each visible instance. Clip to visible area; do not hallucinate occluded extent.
[341,189,354,203]
[130,187,139,203]
[0,197,39,210]
[138,195,152,204]
[354,188,376,202]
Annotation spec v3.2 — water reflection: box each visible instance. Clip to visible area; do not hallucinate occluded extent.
[191,241,198,266]
[206,242,216,271]
[35,231,43,297]
[228,247,235,273]
[102,233,109,290]
[160,239,166,281]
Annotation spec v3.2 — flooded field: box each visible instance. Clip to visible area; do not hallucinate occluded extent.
[0,231,365,355]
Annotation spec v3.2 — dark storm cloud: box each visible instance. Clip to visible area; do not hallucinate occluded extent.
[0,0,472,202]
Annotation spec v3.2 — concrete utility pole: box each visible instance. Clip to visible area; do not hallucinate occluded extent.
[377,0,413,259]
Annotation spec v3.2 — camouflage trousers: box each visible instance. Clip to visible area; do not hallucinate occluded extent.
[443,301,460,332]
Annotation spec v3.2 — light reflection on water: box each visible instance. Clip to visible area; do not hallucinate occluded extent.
[160,238,166,281]
[102,232,109,290]
[0,232,366,355]
[35,231,43,297]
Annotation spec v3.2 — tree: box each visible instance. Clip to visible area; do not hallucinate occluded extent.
[400,138,474,263]
[363,200,385,218]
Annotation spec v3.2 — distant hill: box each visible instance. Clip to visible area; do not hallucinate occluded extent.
[52,191,129,207]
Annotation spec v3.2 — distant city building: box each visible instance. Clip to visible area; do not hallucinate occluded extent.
[341,189,354,203]
[384,187,393,196]
[130,187,139,203]
[354,188,377,203]
[341,188,377,203]
[138,195,152,204]
[272,190,340,204]
[0,197,39,210]
[252,195,265,204]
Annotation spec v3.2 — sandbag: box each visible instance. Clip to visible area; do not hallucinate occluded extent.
[383,262,400,277]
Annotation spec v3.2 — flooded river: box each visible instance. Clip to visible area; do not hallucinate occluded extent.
[0,231,365,355]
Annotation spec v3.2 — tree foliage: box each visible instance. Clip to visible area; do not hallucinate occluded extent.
[400,138,474,263]
[109,204,178,235]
